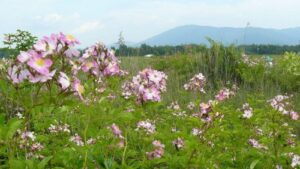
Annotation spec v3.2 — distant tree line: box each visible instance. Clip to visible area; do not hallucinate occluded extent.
[240,44,300,55]
[2,44,300,58]
[112,44,300,57]
[112,44,208,57]
[1,29,300,58]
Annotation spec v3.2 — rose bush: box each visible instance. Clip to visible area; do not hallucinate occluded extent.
[0,33,299,169]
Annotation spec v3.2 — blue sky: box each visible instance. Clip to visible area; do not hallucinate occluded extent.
[1,0,300,47]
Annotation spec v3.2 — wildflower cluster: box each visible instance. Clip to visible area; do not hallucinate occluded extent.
[168,101,187,117]
[111,123,125,148]
[11,107,25,119]
[198,100,214,122]
[167,101,181,110]
[184,73,206,93]
[7,33,126,102]
[122,68,167,103]
[187,102,196,110]
[241,54,259,66]
[289,153,300,168]
[215,88,235,102]
[248,138,268,150]
[18,130,44,159]
[268,95,299,120]
[69,133,97,146]
[183,74,233,125]
[70,133,84,146]
[48,122,96,146]
[241,103,253,119]
[48,122,71,133]
[172,137,184,150]
[191,128,203,136]
[8,33,79,84]
[2,32,300,168]
[80,42,126,77]
[136,120,156,134]
[146,140,165,160]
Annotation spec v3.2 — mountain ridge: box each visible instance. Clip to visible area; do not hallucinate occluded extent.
[139,25,300,46]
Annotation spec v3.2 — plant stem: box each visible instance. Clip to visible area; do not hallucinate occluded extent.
[83,108,91,168]
[121,136,128,166]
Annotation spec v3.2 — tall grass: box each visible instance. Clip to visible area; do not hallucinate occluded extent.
[120,41,297,105]
[1,40,299,168]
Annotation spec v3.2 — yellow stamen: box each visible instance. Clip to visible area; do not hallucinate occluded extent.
[36,59,45,66]
[66,34,75,41]
[87,62,93,68]
[77,84,84,94]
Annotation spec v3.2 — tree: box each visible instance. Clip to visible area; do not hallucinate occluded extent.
[3,29,37,54]
[117,31,128,56]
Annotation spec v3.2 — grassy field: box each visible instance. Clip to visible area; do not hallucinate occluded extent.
[0,36,299,168]
[120,53,299,106]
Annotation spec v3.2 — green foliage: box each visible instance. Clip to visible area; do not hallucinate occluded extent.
[114,41,300,57]
[3,29,37,56]
[115,43,207,57]
[240,44,300,55]
[236,58,267,87]
[0,43,299,168]
[0,118,22,143]
[0,48,14,58]
[271,52,300,91]
[121,40,243,103]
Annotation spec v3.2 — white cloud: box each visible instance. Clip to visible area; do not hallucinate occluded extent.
[97,0,300,43]
[43,13,63,23]
[35,13,80,24]
[71,21,103,34]
[2,0,300,46]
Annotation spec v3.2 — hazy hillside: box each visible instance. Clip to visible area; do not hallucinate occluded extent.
[140,25,300,46]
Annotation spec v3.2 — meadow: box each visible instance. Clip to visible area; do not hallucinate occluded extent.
[0,33,299,169]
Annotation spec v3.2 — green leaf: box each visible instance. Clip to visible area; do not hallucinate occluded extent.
[250,159,260,169]
[25,160,35,169]
[37,156,52,169]
[104,158,113,169]
[0,114,5,124]
[6,119,22,140]
[10,159,25,169]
